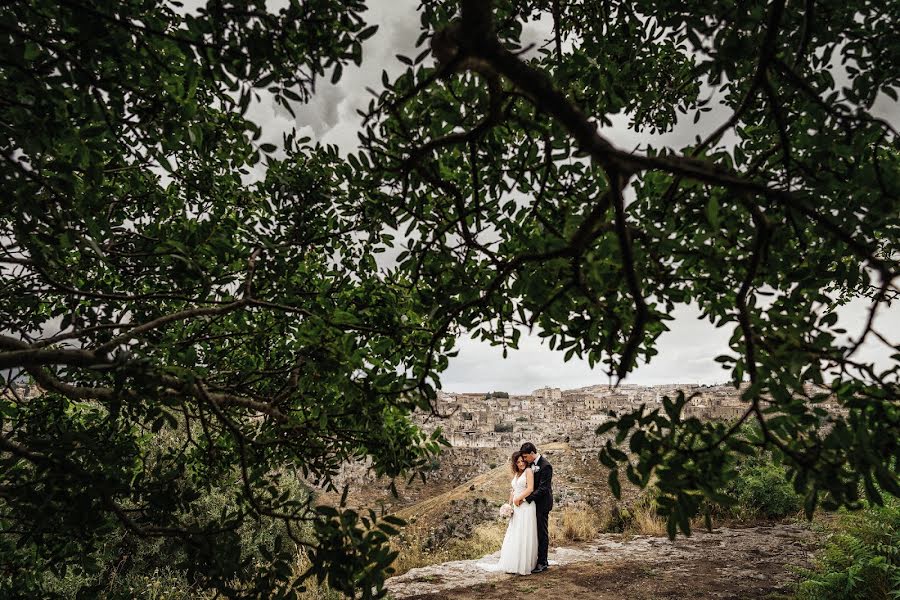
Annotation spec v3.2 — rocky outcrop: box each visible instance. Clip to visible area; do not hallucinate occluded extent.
[386,523,818,599]
[421,497,497,551]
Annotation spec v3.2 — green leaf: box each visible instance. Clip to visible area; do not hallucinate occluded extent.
[24,42,40,60]
[358,24,378,40]
[608,469,621,499]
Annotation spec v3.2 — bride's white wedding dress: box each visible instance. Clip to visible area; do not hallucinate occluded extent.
[477,471,538,575]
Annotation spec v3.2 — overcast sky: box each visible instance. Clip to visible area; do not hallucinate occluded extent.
[245,0,899,394]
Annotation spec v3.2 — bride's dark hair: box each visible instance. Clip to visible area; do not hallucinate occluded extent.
[509,451,526,476]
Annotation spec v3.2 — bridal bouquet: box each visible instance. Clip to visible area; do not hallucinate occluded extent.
[498,503,513,519]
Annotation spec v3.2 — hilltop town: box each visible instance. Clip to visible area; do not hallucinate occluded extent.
[415,382,843,449]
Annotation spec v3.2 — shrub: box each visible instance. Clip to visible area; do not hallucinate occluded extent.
[795,497,900,600]
[688,442,802,522]
[31,425,315,599]
[494,423,514,433]
[725,456,801,519]
[604,506,630,533]
[640,442,804,531]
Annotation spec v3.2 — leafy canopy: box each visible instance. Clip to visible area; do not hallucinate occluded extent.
[2,0,442,597]
[359,0,898,538]
[1,0,898,596]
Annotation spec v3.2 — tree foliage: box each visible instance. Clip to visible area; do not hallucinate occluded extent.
[1,1,444,597]
[1,0,898,596]
[359,0,898,537]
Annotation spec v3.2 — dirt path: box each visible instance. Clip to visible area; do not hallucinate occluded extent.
[385,523,818,599]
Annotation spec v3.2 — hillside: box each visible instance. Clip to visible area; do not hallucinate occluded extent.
[382,441,828,599]
[382,441,655,577]
[393,442,639,529]
[318,441,638,518]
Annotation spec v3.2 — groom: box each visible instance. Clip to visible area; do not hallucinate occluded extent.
[520,442,552,573]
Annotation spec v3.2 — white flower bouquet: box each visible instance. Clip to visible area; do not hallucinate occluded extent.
[498,503,513,518]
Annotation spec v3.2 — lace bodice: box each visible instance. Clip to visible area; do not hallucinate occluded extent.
[510,471,528,495]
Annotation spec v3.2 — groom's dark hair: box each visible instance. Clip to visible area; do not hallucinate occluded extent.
[520,442,537,454]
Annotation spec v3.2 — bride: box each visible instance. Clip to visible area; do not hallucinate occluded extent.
[478,451,538,575]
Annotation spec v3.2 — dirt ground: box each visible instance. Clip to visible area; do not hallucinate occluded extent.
[387,523,818,600]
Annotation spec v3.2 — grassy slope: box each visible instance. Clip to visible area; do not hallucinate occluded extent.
[395,441,640,527]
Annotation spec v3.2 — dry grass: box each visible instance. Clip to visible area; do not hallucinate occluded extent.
[551,503,608,542]
[621,493,667,536]
[629,505,667,536]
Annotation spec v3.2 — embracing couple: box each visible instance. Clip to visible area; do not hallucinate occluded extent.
[479,442,553,575]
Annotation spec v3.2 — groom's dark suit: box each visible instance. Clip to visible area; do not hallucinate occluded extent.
[525,454,553,568]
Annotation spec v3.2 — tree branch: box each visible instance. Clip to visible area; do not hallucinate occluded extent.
[94,300,249,354]
[610,173,649,380]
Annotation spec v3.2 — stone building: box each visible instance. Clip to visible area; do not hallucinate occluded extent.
[413,381,849,450]
[531,386,562,400]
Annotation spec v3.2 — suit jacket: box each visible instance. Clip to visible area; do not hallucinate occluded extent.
[525,455,553,512]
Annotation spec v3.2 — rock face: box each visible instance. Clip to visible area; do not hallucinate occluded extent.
[385,523,818,599]
[422,497,497,551]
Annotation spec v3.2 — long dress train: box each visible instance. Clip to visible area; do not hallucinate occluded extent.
[476,472,538,575]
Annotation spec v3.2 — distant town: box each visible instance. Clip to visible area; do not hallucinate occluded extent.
[416,383,845,448]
